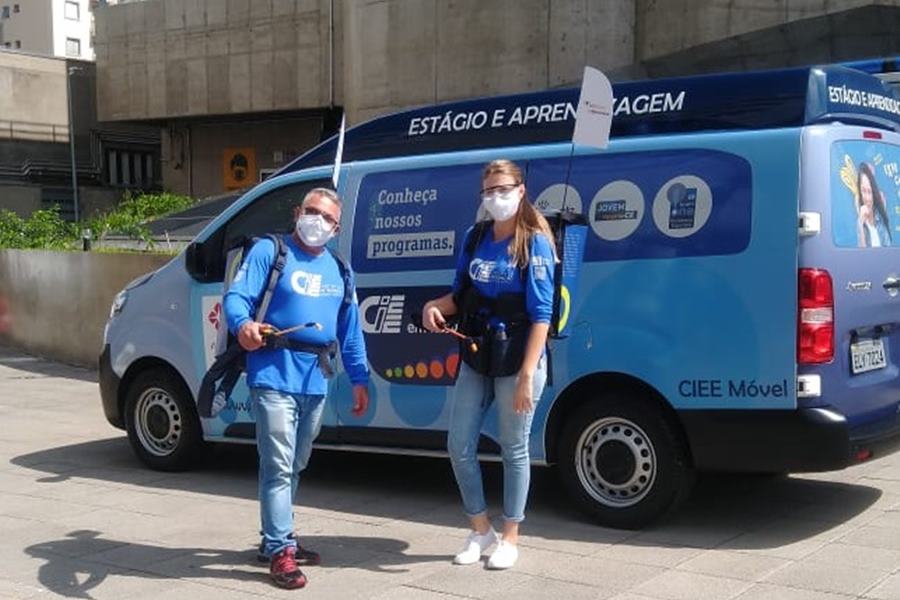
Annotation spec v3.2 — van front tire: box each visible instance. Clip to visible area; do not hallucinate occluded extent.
[557,392,694,529]
[124,367,202,471]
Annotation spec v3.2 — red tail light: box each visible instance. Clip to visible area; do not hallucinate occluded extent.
[798,268,834,364]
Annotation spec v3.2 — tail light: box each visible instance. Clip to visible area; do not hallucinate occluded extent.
[798,268,834,364]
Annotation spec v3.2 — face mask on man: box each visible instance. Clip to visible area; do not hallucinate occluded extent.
[295,214,335,247]
[482,189,521,222]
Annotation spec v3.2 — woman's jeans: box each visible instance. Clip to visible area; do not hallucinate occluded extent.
[252,387,326,558]
[447,357,547,523]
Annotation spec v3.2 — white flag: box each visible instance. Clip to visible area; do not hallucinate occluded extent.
[572,66,613,149]
[332,113,346,188]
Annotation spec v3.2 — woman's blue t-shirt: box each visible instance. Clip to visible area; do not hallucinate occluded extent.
[451,226,555,324]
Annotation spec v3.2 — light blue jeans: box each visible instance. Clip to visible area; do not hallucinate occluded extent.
[252,387,326,558]
[447,357,547,523]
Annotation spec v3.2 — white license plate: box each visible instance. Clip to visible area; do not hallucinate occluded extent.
[851,338,887,375]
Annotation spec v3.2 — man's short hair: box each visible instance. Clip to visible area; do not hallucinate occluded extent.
[302,187,342,209]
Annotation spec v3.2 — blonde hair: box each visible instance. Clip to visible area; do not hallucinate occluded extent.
[481,159,556,268]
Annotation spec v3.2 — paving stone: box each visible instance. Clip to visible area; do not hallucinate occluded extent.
[675,550,790,582]
[631,570,752,600]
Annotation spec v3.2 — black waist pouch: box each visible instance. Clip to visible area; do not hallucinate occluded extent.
[459,320,529,378]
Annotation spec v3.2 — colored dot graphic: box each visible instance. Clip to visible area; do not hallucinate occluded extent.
[384,353,460,380]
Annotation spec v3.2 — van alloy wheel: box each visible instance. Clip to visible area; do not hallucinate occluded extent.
[575,417,656,508]
[134,386,182,457]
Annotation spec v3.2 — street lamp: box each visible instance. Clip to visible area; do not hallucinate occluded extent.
[66,65,81,223]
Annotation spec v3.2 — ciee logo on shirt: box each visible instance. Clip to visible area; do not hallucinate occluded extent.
[360,294,405,334]
[291,270,323,296]
[469,259,515,284]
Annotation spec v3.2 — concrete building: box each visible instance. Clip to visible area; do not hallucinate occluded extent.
[0,51,160,219]
[93,0,900,199]
[0,0,95,59]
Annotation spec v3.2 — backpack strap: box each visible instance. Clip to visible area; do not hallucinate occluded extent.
[327,247,354,306]
[453,220,493,306]
[254,234,288,322]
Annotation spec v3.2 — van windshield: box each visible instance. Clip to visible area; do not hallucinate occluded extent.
[831,139,900,248]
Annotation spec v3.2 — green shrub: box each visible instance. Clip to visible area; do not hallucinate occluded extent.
[0,192,195,251]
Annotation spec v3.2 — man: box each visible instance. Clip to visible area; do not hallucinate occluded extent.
[223,188,369,590]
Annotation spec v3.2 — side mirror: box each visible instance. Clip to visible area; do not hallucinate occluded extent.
[185,240,209,281]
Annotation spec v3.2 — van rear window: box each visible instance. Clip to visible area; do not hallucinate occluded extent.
[831,140,900,248]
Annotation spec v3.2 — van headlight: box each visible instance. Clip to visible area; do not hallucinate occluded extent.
[110,290,128,318]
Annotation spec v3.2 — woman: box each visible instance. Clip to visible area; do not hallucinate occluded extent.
[856,162,892,248]
[422,159,556,570]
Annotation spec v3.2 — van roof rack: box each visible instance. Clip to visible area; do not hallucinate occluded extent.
[281,63,900,175]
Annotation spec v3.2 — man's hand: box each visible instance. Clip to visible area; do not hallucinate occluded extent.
[237,321,266,351]
[351,384,369,417]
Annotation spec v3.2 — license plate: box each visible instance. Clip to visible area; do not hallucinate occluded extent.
[851,338,887,375]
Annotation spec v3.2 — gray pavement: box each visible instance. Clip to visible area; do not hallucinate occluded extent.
[1,345,900,599]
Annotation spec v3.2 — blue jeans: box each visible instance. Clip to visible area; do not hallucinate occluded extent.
[447,357,547,523]
[252,387,326,558]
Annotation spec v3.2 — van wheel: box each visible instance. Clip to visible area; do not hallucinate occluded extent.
[124,367,202,471]
[557,391,694,529]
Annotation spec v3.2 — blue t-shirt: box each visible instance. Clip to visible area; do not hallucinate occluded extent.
[223,236,369,395]
[451,226,555,324]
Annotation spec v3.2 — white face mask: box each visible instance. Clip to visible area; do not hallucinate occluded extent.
[482,189,521,222]
[296,214,335,247]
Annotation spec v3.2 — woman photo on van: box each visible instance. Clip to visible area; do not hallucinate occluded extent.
[421,159,556,570]
[856,162,892,247]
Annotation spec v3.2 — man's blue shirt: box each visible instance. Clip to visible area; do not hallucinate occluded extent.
[223,235,369,395]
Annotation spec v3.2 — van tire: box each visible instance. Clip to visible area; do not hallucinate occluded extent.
[124,367,202,471]
[557,391,694,529]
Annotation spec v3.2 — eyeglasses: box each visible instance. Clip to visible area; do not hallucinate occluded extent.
[480,183,520,198]
[303,206,339,228]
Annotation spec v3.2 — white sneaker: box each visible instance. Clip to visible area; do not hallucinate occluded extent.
[452,528,498,565]
[486,540,518,570]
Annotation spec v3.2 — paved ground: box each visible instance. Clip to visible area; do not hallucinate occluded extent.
[1,346,900,599]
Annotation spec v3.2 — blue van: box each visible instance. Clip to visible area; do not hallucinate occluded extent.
[100,62,900,528]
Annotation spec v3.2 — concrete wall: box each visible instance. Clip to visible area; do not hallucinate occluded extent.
[0,51,68,135]
[0,185,41,217]
[160,115,324,198]
[342,0,635,123]
[635,0,900,61]
[0,250,171,366]
[93,0,334,121]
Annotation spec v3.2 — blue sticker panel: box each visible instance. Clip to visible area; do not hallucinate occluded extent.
[831,140,900,248]
[526,150,752,261]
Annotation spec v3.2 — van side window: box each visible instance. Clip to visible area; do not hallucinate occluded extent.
[223,179,330,254]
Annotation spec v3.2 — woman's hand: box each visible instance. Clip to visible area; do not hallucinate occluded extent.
[422,302,447,332]
[514,371,534,414]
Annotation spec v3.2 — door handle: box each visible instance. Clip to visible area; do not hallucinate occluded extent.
[884,276,900,296]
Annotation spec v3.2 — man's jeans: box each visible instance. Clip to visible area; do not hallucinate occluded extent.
[252,388,326,558]
[447,357,547,523]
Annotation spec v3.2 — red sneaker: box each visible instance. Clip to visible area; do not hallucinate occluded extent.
[270,547,308,589]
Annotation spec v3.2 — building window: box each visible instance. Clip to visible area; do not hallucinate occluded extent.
[107,149,158,189]
[2,42,10,48]
[64,1,79,21]
[13,4,18,13]
[1,6,9,19]
[65,37,80,56]
[14,40,19,48]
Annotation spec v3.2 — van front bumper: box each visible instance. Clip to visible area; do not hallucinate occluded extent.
[99,344,124,430]
[680,406,900,473]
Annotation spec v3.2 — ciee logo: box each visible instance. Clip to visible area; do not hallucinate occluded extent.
[360,294,405,334]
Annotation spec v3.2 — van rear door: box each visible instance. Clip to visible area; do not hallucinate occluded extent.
[799,125,900,436]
